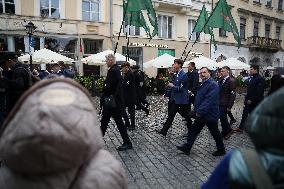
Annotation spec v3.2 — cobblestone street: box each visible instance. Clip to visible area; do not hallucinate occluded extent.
[93,94,253,189]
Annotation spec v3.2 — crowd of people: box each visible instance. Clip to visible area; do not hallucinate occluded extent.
[0,51,284,188]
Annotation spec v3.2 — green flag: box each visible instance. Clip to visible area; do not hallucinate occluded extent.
[206,0,241,48]
[123,0,158,38]
[193,5,217,50]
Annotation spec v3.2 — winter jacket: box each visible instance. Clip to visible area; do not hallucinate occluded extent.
[0,78,128,189]
[202,87,284,189]
[245,74,265,105]
[194,77,219,123]
[122,70,137,105]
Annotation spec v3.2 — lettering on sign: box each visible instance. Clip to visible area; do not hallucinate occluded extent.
[130,42,169,48]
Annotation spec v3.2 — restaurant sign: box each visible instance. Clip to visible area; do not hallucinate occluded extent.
[129,42,168,48]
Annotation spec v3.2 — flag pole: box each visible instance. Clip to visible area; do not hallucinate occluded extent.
[114,0,129,54]
[180,34,193,59]
[183,0,221,61]
[209,0,214,59]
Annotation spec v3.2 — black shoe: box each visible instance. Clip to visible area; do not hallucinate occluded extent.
[230,119,237,125]
[212,149,226,156]
[155,129,167,137]
[223,130,233,140]
[177,145,191,155]
[117,143,133,151]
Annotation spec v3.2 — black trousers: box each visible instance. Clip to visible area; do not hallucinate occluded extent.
[161,101,192,134]
[186,120,225,151]
[239,103,258,129]
[101,107,131,145]
[219,106,232,135]
[122,104,135,128]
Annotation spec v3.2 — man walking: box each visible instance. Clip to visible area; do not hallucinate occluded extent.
[187,62,199,106]
[177,67,225,156]
[218,66,236,139]
[121,62,136,130]
[100,54,132,151]
[234,65,265,132]
[156,59,191,136]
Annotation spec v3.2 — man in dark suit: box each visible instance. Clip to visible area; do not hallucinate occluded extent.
[121,62,136,130]
[156,59,191,136]
[187,62,199,105]
[234,65,265,132]
[218,66,236,139]
[177,67,225,156]
[100,54,132,151]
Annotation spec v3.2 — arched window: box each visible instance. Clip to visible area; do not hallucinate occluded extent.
[82,0,100,21]
[237,57,246,63]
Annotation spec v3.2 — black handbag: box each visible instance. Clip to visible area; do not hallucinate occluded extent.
[104,95,117,109]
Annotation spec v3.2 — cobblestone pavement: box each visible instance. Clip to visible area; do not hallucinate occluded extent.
[92,94,253,189]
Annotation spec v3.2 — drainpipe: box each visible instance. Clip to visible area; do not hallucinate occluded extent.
[110,0,114,50]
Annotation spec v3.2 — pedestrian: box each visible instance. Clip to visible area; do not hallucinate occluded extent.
[218,66,236,139]
[267,68,284,96]
[132,65,150,115]
[177,67,225,156]
[0,52,32,113]
[156,59,192,137]
[51,63,64,76]
[121,62,137,130]
[0,78,128,189]
[58,61,75,79]
[187,61,199,106]
[202,87,284,189]
[100,54,132,151]
[234,65,265,133]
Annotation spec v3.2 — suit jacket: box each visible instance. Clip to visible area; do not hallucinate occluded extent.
[103,64,124,109]
[169,70,189,105]
[218,76,236,109]
[187,69,199,94]
[194,78,219,123]
[122,70,136,105]
[245,74,265,105]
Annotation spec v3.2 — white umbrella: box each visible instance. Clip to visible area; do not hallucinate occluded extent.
[185,56,218,70]
[18,48,73,64]
[218,58,250,70]
[81,49,136,65]
[143,54,176,68]
[267,66,275,70]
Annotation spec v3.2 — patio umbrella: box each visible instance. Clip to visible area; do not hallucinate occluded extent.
[18,48,73,64]
[81,50,136,65]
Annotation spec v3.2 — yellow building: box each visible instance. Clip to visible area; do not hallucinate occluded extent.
[211,0,284,68]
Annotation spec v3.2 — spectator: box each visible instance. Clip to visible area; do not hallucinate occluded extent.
[0,78,127,189]
[202,87,284,189]
[268,68,284,96]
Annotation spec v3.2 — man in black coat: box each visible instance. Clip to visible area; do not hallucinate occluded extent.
[0,53,31,114]
[218,66,236,139]
[234,65,265,132]
[100,54,132,151]
[121,62,136,130]
[187,62,199,105]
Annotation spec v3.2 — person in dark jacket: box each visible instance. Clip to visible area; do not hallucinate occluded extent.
[187,62,199,105]
[121,62,137,130]
[156,59,191,137]
[234,65,265,132]
[100,54,132,151]
[202,87,284,189]
[218,66,236,139]
[177,67,225,156]
[267,68,284,96]
[0,52,31,114]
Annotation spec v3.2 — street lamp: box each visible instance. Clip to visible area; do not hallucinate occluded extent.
[24,21,37,71]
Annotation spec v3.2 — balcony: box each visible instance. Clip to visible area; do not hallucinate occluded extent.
[154,0,192,10]
[247,36,282,52]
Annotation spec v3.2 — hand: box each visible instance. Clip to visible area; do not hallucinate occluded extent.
[168,83,174,87]
[247,100,252,104]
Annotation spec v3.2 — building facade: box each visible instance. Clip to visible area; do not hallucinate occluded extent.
[211,0,284,68]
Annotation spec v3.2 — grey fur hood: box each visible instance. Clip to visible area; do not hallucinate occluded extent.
[0,78,127,189]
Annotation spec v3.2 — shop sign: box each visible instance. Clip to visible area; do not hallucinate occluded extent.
[130,42,168,48]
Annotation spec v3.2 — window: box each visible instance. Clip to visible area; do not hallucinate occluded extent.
[188,19,199,41]
[122,47,143,66]
[158,15,173,38]
[45,37,78,58]
[278,0,283,10]
[265,23,270,38]
[83,39,102,54]
[266,0,272,7]
[14,36,25,53]
[240,17,246,40]
[0,0,15,14]
[219,28,227,37]
[124,25,140,36]
[40,0,60,18]
[253,20,259,36]
[0,35,8,52]
[82,0,100,21]
[276,26,281,39]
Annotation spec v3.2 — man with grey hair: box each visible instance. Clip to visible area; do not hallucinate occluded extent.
[100,54,133,151]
